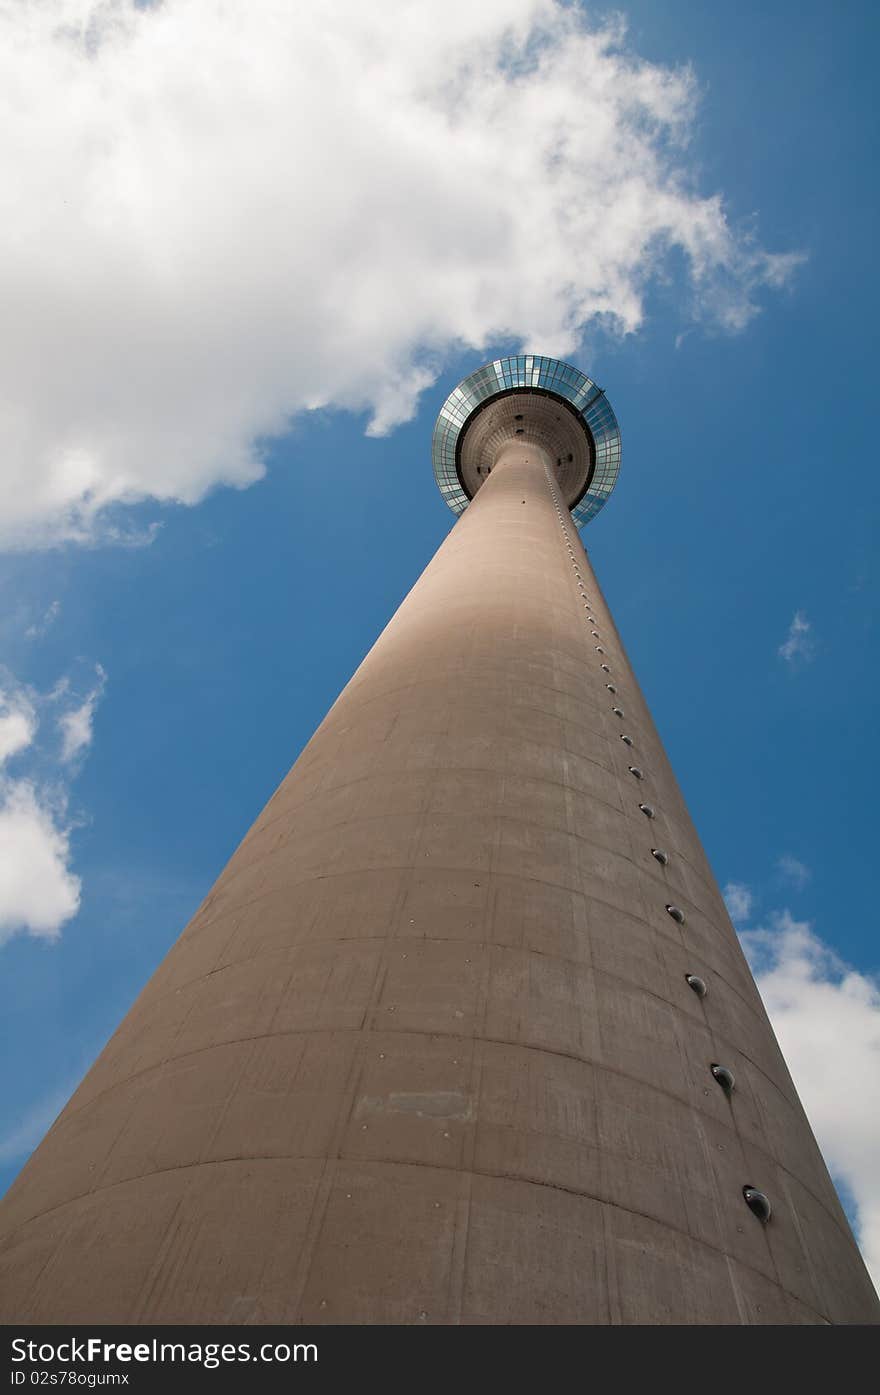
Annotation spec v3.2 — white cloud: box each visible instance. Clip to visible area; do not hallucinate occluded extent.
[777,853,811,890]
[58,664,106,764]
[0,781,81,942]
[723,880,753,924]
[0,689,37,765]
[0,665,104,945]
[742,913,880,1292]
[778,610,815,666]
[0,0,800,549]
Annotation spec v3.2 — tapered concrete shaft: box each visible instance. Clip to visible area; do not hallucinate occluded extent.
[1,446,877,1324]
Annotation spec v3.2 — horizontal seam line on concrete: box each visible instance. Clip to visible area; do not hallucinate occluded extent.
[290,711,691,813]
[261,748,634,810]
[337,664,622,712]
[328,686,645,745]
[226,806,722,914]
[253,769,625,841]
[190,863,726,948]
[188,872,761,1016]
[0,1154,838,1318]
[250,767,720,906]
[146,937,777,1086]
[48,1027,814,1201]
[331,622,661,701]
[208,862,739,989]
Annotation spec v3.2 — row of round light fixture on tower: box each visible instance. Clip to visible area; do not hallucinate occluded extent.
[546,468,772,1227]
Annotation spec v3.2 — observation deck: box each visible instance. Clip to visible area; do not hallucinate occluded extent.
[432,355,621,528]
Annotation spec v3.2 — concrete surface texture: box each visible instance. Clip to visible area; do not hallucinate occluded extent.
[1,441,877,1324]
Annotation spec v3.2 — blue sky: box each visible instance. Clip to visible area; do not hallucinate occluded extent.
[1,1,878,1285]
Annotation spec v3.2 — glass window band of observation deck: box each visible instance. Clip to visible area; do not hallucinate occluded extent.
[432,355,621,528]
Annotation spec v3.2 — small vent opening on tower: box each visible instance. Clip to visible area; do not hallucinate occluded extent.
[711,1063,735,1094]
[666,903,685,924]
[685,974,707,997]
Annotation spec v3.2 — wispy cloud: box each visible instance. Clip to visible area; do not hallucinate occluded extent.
[58,663,106,765]
[723,880,754,924]
[25,600,60,640]
[0,0,800,549]
[777,853,811,890]
[778,610,815,667]
[741,912,880,1292]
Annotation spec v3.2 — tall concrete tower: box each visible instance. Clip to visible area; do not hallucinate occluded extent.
[1,357,877,1324]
